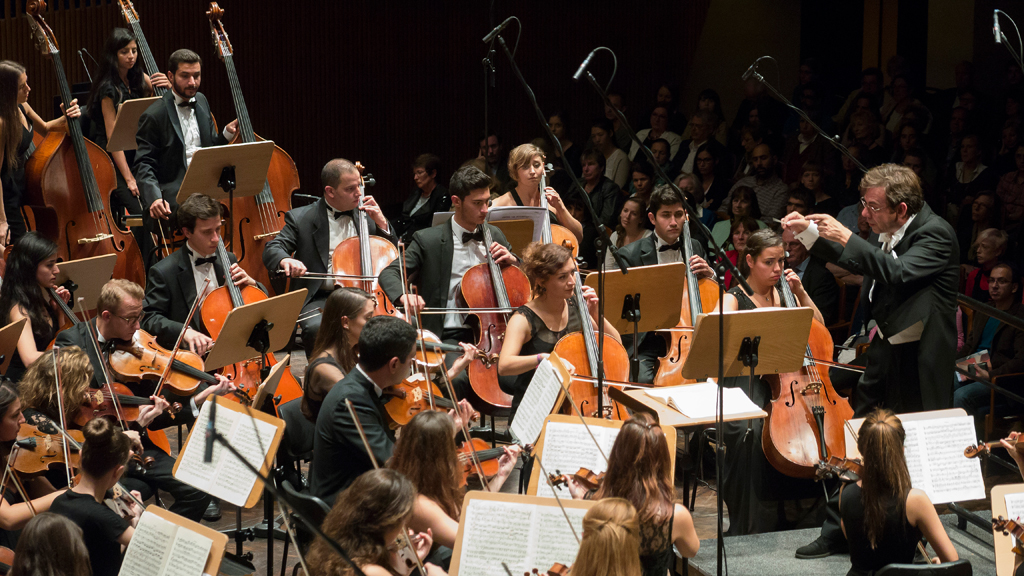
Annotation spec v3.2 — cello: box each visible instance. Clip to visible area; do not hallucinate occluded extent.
[207,3,299,294]
[331,163,401,317]
[762,274,854,478]
[22,0,146,288]
[653,210,719,387]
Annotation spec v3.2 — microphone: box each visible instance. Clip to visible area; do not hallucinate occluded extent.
[572,49,597,82]
[204,396,216,463]
[77,50,93,85]
[742,61,757,81]
[995,11,1002,44]
[482,16,515,43]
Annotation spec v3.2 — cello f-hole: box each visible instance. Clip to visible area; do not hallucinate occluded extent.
[786,379,798,407]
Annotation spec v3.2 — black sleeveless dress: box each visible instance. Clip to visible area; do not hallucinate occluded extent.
[301,355,344,423]
[840,483,922,576]
[5,305,59,384]
[639,510,674,576]
[0,106,34,243]
[502,302,583,424]
[508,188,560,226]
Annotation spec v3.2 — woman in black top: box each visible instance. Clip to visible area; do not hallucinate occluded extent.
[491,143,584,243]
[0,233,69,383]
[839,409,957,575]
[498,242,620,423]
[49,417,141,576]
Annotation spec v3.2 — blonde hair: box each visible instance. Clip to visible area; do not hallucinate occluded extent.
[859,163,924,216]
[507,143,545,183]
[20,347,93,422]
[97,279,144,314]
[571,498,642,576]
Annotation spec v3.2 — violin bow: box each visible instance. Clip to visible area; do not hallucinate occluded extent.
[1,451,36,517]
[344,398,427,576]
[154,278,211,398]
[77,298,130,430]
[49,348,75,488]
[550,362,608,465]
[408,286,435,412]
[531,449,581,546]
[436,364,490,491]
[46,418,146,510]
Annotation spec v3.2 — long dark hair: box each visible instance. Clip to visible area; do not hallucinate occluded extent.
[858,408,913,549]
[310,287,371,373]
[9,512,91,576]
[595,413,675,532]
[0,61,25,170]
[86,28,145,126]
[738,228,783,278]
[388,410,462,519]
[0,232,59,344]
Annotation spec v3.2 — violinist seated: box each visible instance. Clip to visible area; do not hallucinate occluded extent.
[838,409,957,576]
[498,242,622,424]
[560,413,700,568]
[142,193,263,356]
[0,382,69,549]
[50,418,145,576]
[0,233,71,384]
[616,187,716,384]
[388,410,520,565]
[489,143,584,243]
[571,499,644,576]
[56,279,234,523]
[953,262,1024,435]
[307,469,447,576]
[264,157,396,357]
[999,431,1024,576]
[133,49,238,230]
[309,317,474,506]
[378,165,519,404]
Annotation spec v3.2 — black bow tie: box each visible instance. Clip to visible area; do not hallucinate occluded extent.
[100,339,123,355]
[194,256,216,266]
[659,241,683,252]
[177,99,196,109]
[328,208,350,221]
[461,229,485,244]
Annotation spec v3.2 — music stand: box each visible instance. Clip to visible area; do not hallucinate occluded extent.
[104,96,160,152]
[251,353,290,415]
[584,262,685,380]
[489,219,534,256]
[204,290,306,375]
[54,254,118,316]
[0,319,27,375]
[176,141,274,250]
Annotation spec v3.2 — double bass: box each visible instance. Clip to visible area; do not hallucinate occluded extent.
[762,275,854,478]
[653,210,719,387]
[208,3,300,294]
[23,0,146,288]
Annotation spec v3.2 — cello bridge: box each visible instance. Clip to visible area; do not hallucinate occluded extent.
[254,231,280,240]
[801,382,823,395]
[77,233,114,244]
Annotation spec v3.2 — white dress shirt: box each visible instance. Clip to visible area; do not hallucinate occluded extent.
[446,219,488,329]
[654,232,684,265]
[172,92,235,166]
[323,205,357,290]
[355,364,383,397]
[681,139,707,175]
[798,133,817,154]
[188,245,221,303]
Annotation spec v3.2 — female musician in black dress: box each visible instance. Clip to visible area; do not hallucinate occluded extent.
[498,242,620,423]
[716,228,824,535]
[0,60,80,245]
[490,143,584,242]
[0,233,69,383]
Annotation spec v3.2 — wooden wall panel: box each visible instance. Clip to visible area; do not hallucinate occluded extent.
[2,1,707,215]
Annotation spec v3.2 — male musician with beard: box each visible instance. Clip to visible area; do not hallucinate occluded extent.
[378,165,518,403]
[782,163,958,559]
[134,49,238,250]
[616,186,715,384]
[141,193,261,355]
[263,158,395,356]
[55,278,235,522]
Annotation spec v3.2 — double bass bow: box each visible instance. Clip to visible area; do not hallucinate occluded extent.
[23,0,146,288]
[207,3,299,294]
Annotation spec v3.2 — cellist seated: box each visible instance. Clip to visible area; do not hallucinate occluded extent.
[263,158,396,357]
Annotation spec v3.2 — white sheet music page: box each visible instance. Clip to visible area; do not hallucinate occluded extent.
[644,381,760,418]
[509,359,564,446]
[900,416,985,504]
[118,511,212,576]
[536,422,618,499]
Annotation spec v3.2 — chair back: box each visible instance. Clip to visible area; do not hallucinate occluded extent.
[875,559,973,576]
[278,398,316,461]
[280,479,331,551]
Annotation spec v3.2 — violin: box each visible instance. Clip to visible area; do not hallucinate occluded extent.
[331,162,402,317]
[994,516,1024,555]
[411,331,497,371]
[456,438,506,486]
[524,565,571,576]
[0,546,13,574]
[73,381,180,430]
[814,455,863,483]
[458,224,530,409]
[965,436,1019,459]
[208,3,299,295]
[653,209,719,387]
[9,423,83,476]
[381,373,460,429]
[762,276,854,478]
[22,0,146,287]
[108,330,218,396]
[547,467,605,493]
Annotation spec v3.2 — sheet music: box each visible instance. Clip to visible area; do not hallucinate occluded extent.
[119,511,212,576]
[175,401,277,506]
[900,416,985,504]
[457,499,585,576]
[644,381,760,419]
[536,422,618,499]
[1006,493,1024,522]
[509,359,564,446]
[486,206,547,242]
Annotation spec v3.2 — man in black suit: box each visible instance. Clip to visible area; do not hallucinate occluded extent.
[309,315,472,504]
[134,49,237,261]
[142,193,261,353]
[378,165,517,402]
[783,163,959,558]
[263,158,396,356]
[782,229,839,326]
[56,279,235,522]
[617,186,716,383]
[393,153,451,245]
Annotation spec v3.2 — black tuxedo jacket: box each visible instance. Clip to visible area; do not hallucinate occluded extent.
[141,246,265,350]
[378,218,511,337]
[134,91,228,210]
[393,185,451,244]
[309,368,395,505]
[262,198,396,307]
[798,256,840,326]
[809,204,959,410]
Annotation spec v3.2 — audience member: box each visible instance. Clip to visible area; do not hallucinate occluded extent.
[725,143,789,220]
[783,229,840,325]
[992,120,1020,178]
[998,143,1024,211]
[963,229,1008,300]
[723,216,758,289]
[575,149,621,229]
[734,124,765,181]
[832,144,865,204]
[649,138,675,179]
[844,109,889,168]
[782,111,835,186]
[606,197,652,269]
[630,104,681,161]
[681,88,729,145]
[604,92,632,151]
[832,68,895,127]
[630,159,656,208]
[944,134,997,223]
[695,144,730,214]
[801,161,843,216]
[786,188,815,217]
[394,154,450,245]
[654,83,688,134]
[591,119,630,189]
[936,107,969,176]
[732,77,787,146]
[677,110,728,177]
[712,185,766,247]
[958,191,1001,264]
[478,132,509,191]
[548,111,582,177]
[903,147,940,213]
[884,74,932,134]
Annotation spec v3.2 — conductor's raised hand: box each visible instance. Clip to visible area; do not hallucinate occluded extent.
[229,262,256,287]
[490,242,515,266]
[279,257,307,278]
[780,211,811,234]
[807,213,852,246]
[359,195,390,231]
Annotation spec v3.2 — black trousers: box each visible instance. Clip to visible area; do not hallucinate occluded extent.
[121,441,212,523]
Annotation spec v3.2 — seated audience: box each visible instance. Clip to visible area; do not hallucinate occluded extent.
[605,197,652,269]
[695,143,731,214]
[963,229,1008,301]
[592,119,630,189]
[629,160,656,208]
[724,143,789,221]
[801,161,843,216]
[548,111,582,177]
[786,188,815,217]
[733,124,765,181]
[944,134,997,222]
[394,154,451,245]
[782,111,835,186]
[676,110,729,178]
[681,88,728,145]
[783,229,839,325]
[574,149,621,229]
[958,191,1001,264]
[630,104,681,161]
[997,143,1024,211]
[712,185,766,248]
[723,216,758,289]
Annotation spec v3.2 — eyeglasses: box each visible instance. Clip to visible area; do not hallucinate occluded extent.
[860,198,887,213]
[112,311,145,324]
